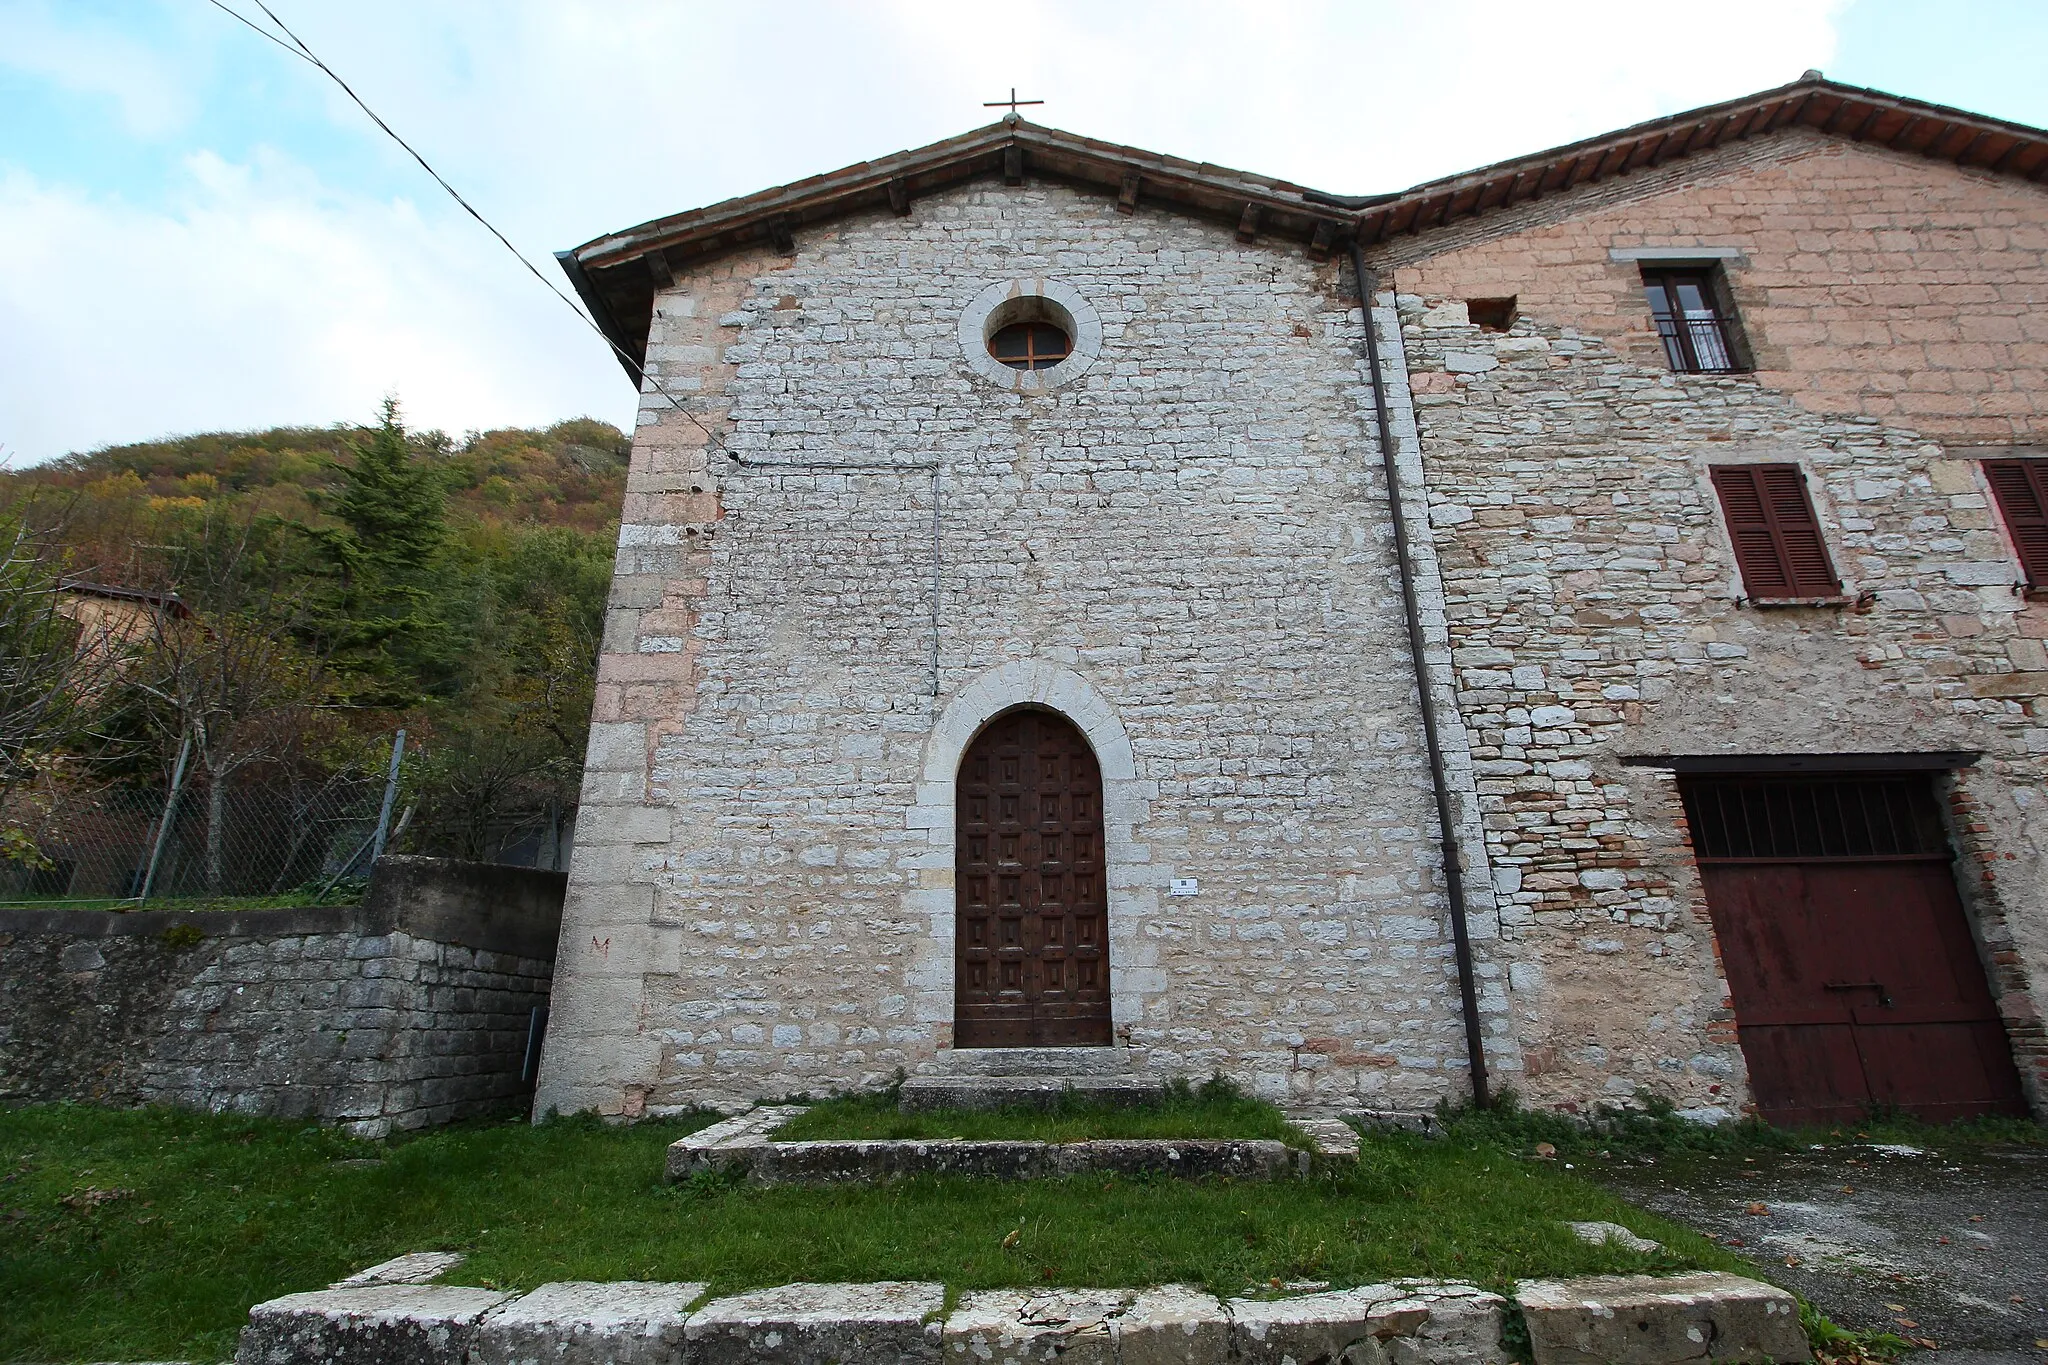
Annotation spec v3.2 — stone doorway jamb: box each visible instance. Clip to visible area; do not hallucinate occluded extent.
[901,659,1159,1049]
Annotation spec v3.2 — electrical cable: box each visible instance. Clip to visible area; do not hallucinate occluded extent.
[206,0,935,474]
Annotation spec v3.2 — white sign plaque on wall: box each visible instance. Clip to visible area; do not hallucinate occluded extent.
[1169,878,1199,897]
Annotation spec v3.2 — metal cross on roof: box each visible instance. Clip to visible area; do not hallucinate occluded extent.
[983,88,1044,116]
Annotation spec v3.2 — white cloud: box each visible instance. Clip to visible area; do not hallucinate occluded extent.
[0,2,198,138]
[1,0,1852,462]
[0,154,628,463]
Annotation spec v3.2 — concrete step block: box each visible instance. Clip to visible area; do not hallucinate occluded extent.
[235,1284,514,1365]
[1229,1284,1422,1365]
[899,1074,1166,1112]
[685,1281,946,1365]
[1288,1117,1363,1159]
[942,1288,1132,1365]
[1115,1285,1230,1365]
[1380,1281,1508,1365]
[1516,1272,1808,1365]
[471,1281,704,1365]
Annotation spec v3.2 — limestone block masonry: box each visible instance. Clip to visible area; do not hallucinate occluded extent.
[1375,129,2048,1115]
[537,179,1512,1120]
[0,857,564,1136]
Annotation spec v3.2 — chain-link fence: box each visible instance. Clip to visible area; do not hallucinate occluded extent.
[0,774,384,906]
[0,730,577,911]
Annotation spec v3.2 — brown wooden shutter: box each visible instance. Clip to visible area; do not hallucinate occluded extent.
[1984,460,2048,588]
[1710,464,1842,601]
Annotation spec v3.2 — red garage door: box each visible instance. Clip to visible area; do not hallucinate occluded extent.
[1682,775,2025,1126]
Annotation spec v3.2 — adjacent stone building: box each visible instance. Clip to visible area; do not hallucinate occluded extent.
[540,75,2047,1125]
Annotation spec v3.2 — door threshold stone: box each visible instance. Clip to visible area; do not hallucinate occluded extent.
[662,1105,1344,1184]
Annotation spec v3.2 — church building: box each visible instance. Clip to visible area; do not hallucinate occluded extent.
[536,74,2048,1127]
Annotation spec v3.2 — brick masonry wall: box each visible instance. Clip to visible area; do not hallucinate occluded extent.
[1369,133,2048,1115]
[0,862,562,1137]
[538,180,1517,1120]
[1387,131,2048,447]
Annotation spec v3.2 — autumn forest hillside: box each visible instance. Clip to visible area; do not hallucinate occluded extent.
[0,407,631,899]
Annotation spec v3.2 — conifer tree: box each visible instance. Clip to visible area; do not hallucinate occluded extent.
[311,398,457,704]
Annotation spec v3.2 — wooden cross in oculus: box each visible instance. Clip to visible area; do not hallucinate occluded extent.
[984,87,1044,116]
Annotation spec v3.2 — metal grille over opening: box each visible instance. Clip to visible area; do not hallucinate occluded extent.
[1643,269,1741,373]
[988,320,1072,371]
[1681,776,1949,861]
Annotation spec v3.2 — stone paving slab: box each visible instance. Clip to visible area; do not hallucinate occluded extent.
[1564,1220,1662,1254]
[1517,1272,1808,1365]
[235,1284,515,1365]
[333,1250,468,1287]
[941,1288,1131,1365]
[1229,1283,1424,1365]
[684,1281,946,1365]
[470,1280,706,1365]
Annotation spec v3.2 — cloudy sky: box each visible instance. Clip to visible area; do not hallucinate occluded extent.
[3,0,2045,465]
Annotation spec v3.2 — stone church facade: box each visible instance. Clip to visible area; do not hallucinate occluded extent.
[538,75,2048,1125]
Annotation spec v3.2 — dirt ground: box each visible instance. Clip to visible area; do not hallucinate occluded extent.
[1597,1142,2048,1365]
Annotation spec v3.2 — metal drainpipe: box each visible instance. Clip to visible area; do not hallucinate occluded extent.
[1348,240,1492,1109]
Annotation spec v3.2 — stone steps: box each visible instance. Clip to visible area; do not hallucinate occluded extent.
[911,1047,1136,1077]
[902,1046,1164,1112]
[897,1073,1164,1112]
[234,1271,1810,1365]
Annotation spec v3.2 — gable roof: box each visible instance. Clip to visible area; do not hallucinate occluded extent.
[563,74,2048,379]
[1338,73,2048,247]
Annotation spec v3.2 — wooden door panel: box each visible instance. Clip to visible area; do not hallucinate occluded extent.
[955,709,1111,1048]
[1857,1020,2026,1121]
[1698,849,2024,1125]
[1739,1023,1871,1127]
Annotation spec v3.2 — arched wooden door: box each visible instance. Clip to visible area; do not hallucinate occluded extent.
[955,709,1112,1047]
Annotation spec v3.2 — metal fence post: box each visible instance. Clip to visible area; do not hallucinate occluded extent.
[136,732,192,903]
[370,729,406,863]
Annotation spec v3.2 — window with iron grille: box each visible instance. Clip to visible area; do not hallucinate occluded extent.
[1679,775,1949,861]
[1982,459,2048,588]
[1643,268,1745,374]
[1710,464,1843,601]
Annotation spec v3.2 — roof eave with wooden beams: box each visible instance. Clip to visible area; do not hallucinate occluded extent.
[565,76,2047,380]
[1347,74,2048,248]
[560,118,1363,377]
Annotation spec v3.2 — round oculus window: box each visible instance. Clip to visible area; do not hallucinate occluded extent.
[959,279,1100,392]
[988,319,1072,371]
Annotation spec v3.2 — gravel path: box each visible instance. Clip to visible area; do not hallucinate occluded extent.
[1597,1143,2048,1364]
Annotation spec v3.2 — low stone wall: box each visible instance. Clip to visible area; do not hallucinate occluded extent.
[0,856,565,1136]
[233,1265,1813,1365]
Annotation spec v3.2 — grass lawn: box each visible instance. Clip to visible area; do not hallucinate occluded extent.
[0,1101,1753,1363]
[771,1079,1312,1146]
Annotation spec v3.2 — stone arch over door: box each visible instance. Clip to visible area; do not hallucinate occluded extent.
[901,661,1158,1050]
[955,708,1110,1046]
